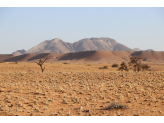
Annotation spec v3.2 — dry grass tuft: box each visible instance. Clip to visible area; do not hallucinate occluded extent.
[99,66,108,69]
[63,63,69,64]
[104,102,128,110]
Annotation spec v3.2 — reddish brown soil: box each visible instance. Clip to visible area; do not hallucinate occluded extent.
[0,62,164,116]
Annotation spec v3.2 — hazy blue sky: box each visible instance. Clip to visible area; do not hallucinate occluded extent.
[0,7,164,54]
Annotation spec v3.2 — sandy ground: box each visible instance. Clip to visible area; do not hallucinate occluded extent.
[0,62,164,116]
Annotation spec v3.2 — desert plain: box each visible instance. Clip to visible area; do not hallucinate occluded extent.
[0,60,164,116]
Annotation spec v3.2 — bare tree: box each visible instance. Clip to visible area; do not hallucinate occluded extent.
[37,55,51,72]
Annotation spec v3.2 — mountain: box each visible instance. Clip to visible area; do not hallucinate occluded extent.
[73,38,132,52]
[133,48,155,52]
[133,48,141,51]
[25,37,133,54]
[12,49,26,56]
[25,38,74,54]
[145,49,154,51]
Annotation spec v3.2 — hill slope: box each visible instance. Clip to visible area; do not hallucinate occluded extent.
[3,51,164,63]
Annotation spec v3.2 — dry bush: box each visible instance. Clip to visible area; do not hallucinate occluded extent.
[128,56,142,65]
[118,62,129,71]
[9,62,18,64]
[99,66,108,69]
[128,56,142,72]
[118,56,151,72]
[112,63,119,68]
[63,63,68,64]
[104,102,127,110]
[141,64,150,70]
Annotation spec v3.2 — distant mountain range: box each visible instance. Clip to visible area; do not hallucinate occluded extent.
[132,48,154,52]
[11,37,154,55]
[133,48,141,51]
[12,49,26,56]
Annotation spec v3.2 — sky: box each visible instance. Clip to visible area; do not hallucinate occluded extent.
[0,6,164,54]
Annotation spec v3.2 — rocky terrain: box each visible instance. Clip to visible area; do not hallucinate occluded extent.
[0,62,164,116]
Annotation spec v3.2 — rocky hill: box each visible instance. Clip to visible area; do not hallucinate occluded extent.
[25,37,133,54]
[12,49,26,56]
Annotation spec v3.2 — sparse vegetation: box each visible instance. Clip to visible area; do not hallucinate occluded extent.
[128,56,142,72]
[104,102,127,110]
[112,63,119,68]
[0,61,4,63]
[0,62,163,116]
[118,61,129,71]
[99,66,108,69]
[118,56,151,72]
[63,63,68,64]
[36,55,51,72]
[9,61,18,64]
[141,64,151,70]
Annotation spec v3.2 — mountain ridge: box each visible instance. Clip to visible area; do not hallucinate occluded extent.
[11,38,155,54]
[24,37,133,54]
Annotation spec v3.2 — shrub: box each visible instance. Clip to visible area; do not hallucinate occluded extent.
[141,64,150,70]
[118,61,129,71]
[118,56,151,72]
[128,56,142,65]
[128,56,142,72]
[104,102,127,110]
[112,63,119,67]
[0,61,4,63]
[99,66,108,69]
[63,63,68,64]
[14,61,18,64]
